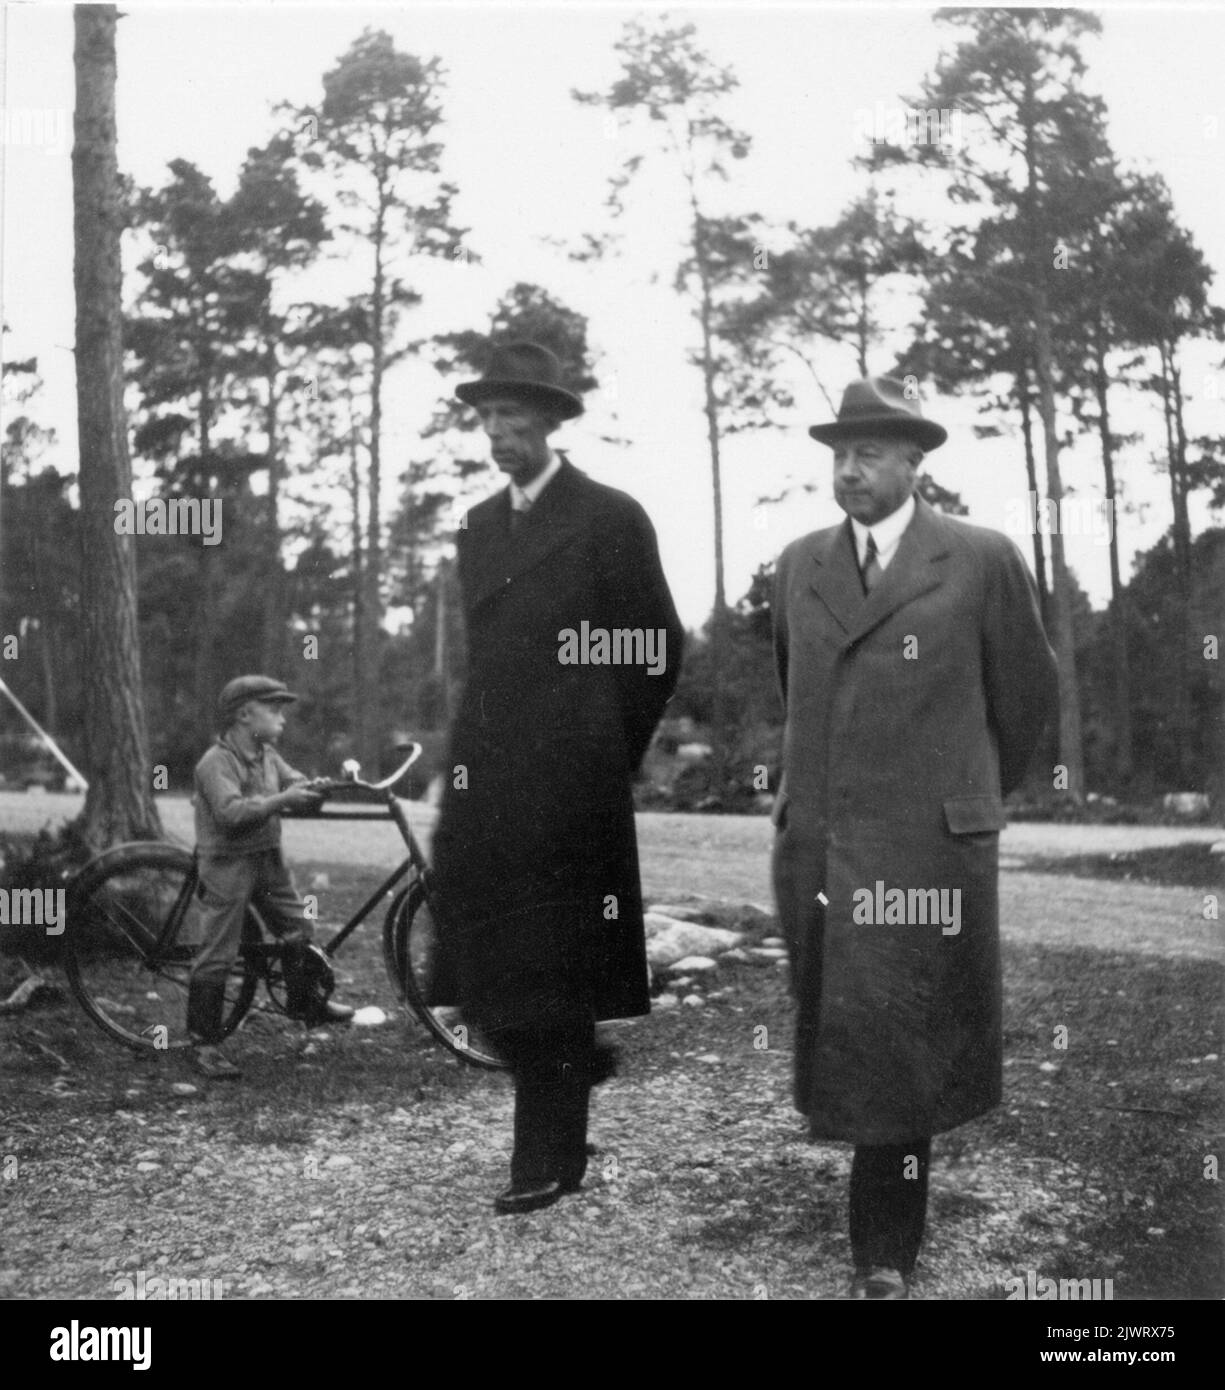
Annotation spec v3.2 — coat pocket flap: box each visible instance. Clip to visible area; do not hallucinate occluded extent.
[943,794,1006,834]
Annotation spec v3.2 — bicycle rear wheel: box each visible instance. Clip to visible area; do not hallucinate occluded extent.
[65,842,258,1052]
[383,881,507,1070]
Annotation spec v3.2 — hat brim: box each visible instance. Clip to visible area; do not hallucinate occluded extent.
[455,379,584,421]
[808,415,947,451]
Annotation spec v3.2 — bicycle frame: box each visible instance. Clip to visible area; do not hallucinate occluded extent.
[285,753,434,961]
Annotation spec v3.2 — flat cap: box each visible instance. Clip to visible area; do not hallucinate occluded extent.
[218,675,299,723]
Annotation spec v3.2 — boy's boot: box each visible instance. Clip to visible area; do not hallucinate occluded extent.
[282,942,354,1027]
[186,980,242,1080]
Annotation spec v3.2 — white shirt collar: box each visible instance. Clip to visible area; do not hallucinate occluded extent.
[510,451,562,510]
[850,492,916,568]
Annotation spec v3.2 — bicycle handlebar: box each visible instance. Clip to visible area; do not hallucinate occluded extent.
[294,743,424,807]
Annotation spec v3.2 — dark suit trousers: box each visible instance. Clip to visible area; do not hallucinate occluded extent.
[849,1139,931,1276]
[497,1023,595,1188]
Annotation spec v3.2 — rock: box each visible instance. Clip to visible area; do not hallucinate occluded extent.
[681,994,704,1008]
[134,1149,161,1162]
[1210,841,1225,855]
[654,994,679,1009]
[697,1053,721,1063]
[1162,792,1210,817]
[645,921,743,968]
[721,948,751,965]
[351,1006,387,1027]
[171,1083,199,1097]
[748,947,786,962]
[761,937,784,948]
[677,742,711,761]
[324,1154,355,1170]
[646,903,711,923]
[667,956,718,975]
[136,1162,161,1173]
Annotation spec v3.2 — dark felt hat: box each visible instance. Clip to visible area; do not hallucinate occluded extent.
[218,675,298,723]
[455,341,584,421]
[808,375,947,451]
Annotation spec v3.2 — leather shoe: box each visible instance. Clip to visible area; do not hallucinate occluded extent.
[302,1000,355,1028]
[848,1266,908,1300]
[190,1043,242,1080]
[493,1181,564,1215]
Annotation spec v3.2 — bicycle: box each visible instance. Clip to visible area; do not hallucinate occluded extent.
[62,745,507,1070]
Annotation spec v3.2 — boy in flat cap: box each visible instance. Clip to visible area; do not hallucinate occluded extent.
[187,675,353,1079]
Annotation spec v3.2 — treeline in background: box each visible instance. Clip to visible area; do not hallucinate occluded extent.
[2,9,1223,849]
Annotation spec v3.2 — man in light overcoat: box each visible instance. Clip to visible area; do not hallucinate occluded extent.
[771,375,1059,1298]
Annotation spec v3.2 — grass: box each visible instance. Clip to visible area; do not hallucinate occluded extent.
[0,829,1221,1300]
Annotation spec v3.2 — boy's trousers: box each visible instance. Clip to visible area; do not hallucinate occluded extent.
[188,850,311,987]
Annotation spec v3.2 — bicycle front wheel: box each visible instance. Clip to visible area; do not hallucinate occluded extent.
[383,881,507,1071]
[65,842,258,1052]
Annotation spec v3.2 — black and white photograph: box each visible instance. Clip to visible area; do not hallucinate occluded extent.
[0,0,1222,1333]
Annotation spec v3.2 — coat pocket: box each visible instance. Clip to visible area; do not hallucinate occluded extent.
[943,794,1006,835]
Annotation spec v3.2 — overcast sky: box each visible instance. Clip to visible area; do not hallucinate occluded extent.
[2,1,1223,627]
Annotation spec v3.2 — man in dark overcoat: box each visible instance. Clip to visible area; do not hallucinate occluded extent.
[431,342,683,1214]
[771,376,1059,1297]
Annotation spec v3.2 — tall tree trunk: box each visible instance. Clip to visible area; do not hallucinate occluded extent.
[1092,323,1133,784]
[1017,366,1049,626]
[360,205,387,773]
[261,355,286,672]
[1167,344,1196,785]
[347,392,367,769]
[1022,86,1084,802]
[72,3,162,847]
[697,238,729,799]
[191,346,219,733]
[39,621,58,732]
[1156,342,1193,785]
[1032,299,1085,802]
[434,557,448,727]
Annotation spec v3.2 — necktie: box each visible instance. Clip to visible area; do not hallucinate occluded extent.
[510,496,530,535]
[861,532,881,594]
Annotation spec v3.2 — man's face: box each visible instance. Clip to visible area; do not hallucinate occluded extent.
[476,396,554,487]
[832,434,919,526]
[243,700,288,745]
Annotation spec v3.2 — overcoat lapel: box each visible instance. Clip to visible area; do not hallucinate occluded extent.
[846,498,950,645]
[462,459,590,613]
[809,497,951,647]
[808,520,864,635]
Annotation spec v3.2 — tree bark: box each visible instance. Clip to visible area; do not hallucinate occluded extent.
[359,194,388,775]
[1022,82,1084,802]
[1032,298,1086,802]
[1092,320,1133,784]
[694,213,730,799]
[261,353,287,672]
[1017,366,1049,626]
[72,4,162,847]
